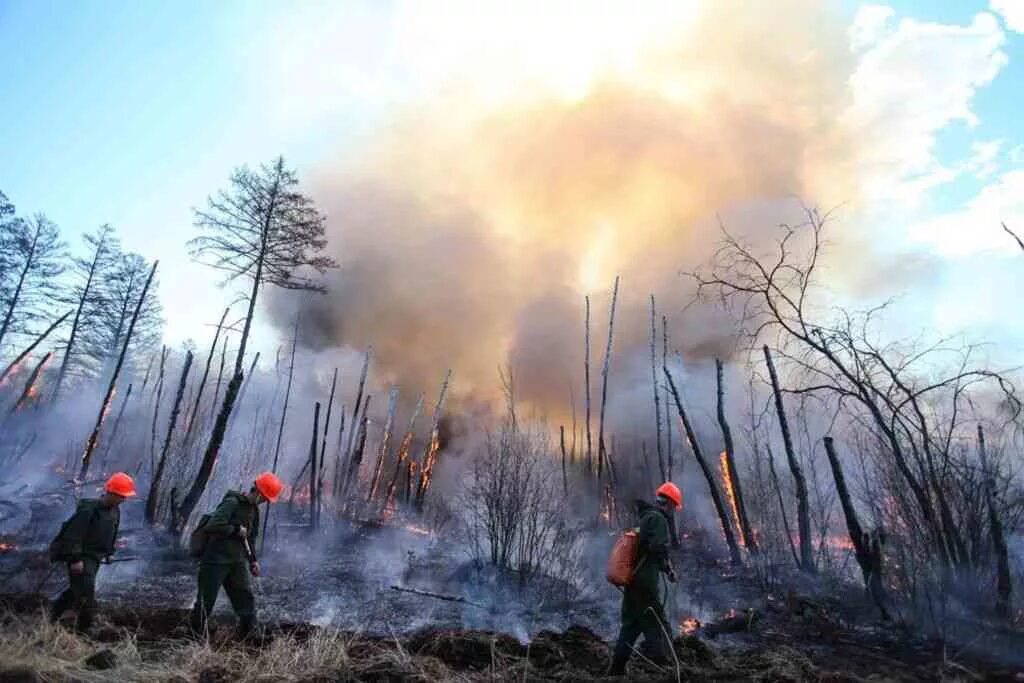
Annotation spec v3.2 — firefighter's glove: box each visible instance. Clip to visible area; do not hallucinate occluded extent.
[69,560,85,575]
[236,525,248,538]
[249,561,261,578]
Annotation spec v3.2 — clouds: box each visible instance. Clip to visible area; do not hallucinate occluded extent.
[991,0,1024,33]
[846,8,1008,206]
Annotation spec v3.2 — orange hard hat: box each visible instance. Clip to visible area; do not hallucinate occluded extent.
[656,482,682,510]
[254,472,283,503]
[105,472,137,497]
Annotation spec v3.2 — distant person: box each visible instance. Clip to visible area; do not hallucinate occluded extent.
[48,472,137,633]
[189,472,283,638]
[608,482,681,677]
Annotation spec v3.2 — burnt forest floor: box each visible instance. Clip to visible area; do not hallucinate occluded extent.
[0,518,1022,681]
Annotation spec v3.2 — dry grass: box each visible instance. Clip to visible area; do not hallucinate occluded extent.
[0,613,466,682]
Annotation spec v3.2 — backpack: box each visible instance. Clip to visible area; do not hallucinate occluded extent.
[606,528,640,587]
[188,514,212,558]
[48,502,99,562]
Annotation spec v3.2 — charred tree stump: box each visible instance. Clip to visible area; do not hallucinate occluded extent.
[664,365,742,566]
[146,350,193,526]
[317,368,338,521]
[368,386,399,503]
[716,359,757,554]
[80,260,158,481]
[342,395,373,498]
[978,425,1012,618]
[343,349,372,482]
[763,345,815,574]
[596,276,619,482]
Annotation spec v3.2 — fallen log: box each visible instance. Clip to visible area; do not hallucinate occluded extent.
[389,585,484,608]
[703,609,760,638]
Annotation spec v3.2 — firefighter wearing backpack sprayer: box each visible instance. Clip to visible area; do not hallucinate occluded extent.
[608,482,682,677]
[48,472,137,633]
[189,472,283,638]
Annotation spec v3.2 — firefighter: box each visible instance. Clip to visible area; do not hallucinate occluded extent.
[608,482,681,677]
[189,472,283,638]
[49,472,136,633]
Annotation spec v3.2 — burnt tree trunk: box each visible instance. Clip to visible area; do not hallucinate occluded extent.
[146,349,193,526]
[344,349,372,477]
[309,402,321,529]
[10,351,52,413]
[664,365,742,566]
[183,307,229,443]
[98,382,133,471]
[662,315,673,481]
[80,260,158,481]
[415,370,452,509]
[271,318,299,475]
[384,395,423,512]
[584,295,593,475]
[596,276,619,482]
[716,359,758,554]
[317,368,338,521]
[978,425,1012,618]
[368,386,400,502]
[763,345,815,574]
[767,443,800,568]
[0,310,71,386]
[343,395,373,498]
[650,295,665,481]
[147,346,168,475]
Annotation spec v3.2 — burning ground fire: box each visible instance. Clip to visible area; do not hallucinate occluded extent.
[679,617,700,636]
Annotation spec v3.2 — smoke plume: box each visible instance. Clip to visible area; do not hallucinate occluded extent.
[268,0,864,413]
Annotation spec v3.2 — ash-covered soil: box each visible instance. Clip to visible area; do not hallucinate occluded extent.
[2,519,1023,681]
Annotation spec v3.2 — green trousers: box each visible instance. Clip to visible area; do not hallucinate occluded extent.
[50,558,100,632]
[189,562,255,635]
[610,585,671,675]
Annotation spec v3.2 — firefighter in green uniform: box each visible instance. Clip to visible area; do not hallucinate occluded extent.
[189,472,283,638]
[608,482,682,677]
[49,472,137,633]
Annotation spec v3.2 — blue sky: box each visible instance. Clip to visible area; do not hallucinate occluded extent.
[1,0,1022,362]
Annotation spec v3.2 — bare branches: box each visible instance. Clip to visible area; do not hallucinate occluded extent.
[1003,223,1024,252]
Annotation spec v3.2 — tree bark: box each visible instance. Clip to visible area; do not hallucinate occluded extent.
[763,345,815,573]
[146,349,193,525]
[662,315,673,481]
[596,276,619,482]
[343,348,372,484]
[664,365,742,566]
[317,368,338,521]
[0,310,71,386]
[767,443,800,568]
[147,346,168,475]
[716,359,758,553]
[80,260,158,481]
[343,395,373,498]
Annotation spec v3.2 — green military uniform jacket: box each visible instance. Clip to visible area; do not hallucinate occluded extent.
[622,500,671,621]
[56,499,120,562]
[201,491,259,565]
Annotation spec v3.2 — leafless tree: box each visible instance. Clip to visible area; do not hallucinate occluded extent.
[177,156,336,531]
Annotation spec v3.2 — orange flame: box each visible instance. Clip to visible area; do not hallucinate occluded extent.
[719,451,743,544]
[679,617,700,635]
